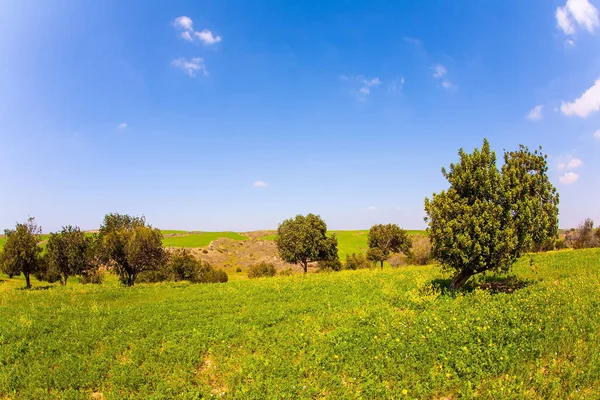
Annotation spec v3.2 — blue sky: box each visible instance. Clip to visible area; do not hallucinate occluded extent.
[1,0,599,232]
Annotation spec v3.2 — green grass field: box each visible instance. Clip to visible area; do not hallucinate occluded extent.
[161,232,248,248]
[1,248,598,398]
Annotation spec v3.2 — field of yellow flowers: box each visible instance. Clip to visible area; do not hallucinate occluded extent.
[1,248,599,399]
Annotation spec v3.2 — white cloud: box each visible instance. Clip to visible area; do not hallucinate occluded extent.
[195,29,222,45]
[594,129,600,139]
[567,157,583,168]
[118,123,127,129]
[558,162,566,170]
[432,64,447,79]
[527,105,544,121]
[559,172,580,184]
[556,0,599,38]
[367,206,377,210]
[566,38,576,46]
[171,57,208,77]
[173,16,222,45]
[388,77,405,92]
[174,16,194,31]
[441,80,456,89]
[180,31,193,41]
[560,78,600,117]
[342,75,382,98]
[556,6,576,34]
[253,180,268,188]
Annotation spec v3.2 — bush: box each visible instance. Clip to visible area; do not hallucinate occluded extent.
[168,249,199,281]
[388,253,409,267]
[279,268,293,276]
[570,218,599,249]
[344,252,373,270]
[202,249,209,254]
[137,270,168,283]
[407,236,432,265]
[235,267,242,273]
[79,269,104,285]
[247,263,277,278]
[317,259,342,272]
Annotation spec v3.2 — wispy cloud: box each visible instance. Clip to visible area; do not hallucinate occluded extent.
[560,78,600,117]
[341,75,383,99]
[118,123,127,129]
[388,77,405,92]
[173,16,222,45]
[432,64,447,79]
[557,155,583,170]
[403,36,421,47]
[441,80,456,89]
[253,180,268,188]
[171,57,208,77]
[559,172,579,184]
[594,129,600,140]
[556,0,599,38]
[367,206,377,211]
[527,105,544,121]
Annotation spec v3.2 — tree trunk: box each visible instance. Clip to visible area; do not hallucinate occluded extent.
[25,273,31,289]
[62,275,68,285]
[380,260,384,269]
[449,269,474,291]
[301,261,308,274]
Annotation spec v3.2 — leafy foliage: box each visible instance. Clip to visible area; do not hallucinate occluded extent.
[43,226,98,285]
[275,214,338,273]
[98,214,165,286]
[247,262,277,278]
[0,217,43,288]
[569,218,599,249]
[344,252,373,270]
[424,139,559,289]
[367,224,412,268]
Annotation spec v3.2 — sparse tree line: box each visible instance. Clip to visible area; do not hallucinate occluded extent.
[4,139,593,291]
[0,213,227,289]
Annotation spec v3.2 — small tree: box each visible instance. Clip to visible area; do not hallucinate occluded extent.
[275,214,338,273]
[98,213,164,286]
[424,139,559,290]
[44,226,97,285]
[0,217,43,289]
[247,262,277,278]
[367,224,412,268]
[572,218,596,249]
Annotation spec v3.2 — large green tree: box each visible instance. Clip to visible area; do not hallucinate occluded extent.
[98,213,164,286]
[0,217,43,289]
[44,225,97,285]
[367,224,412,268]
[424,139,559,290]
[275,214,338,273]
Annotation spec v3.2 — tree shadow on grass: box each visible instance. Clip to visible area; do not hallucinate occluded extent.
[429,275,535,295]
[16,285,53,291]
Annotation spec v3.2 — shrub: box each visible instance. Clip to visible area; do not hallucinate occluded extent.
[137,270,169,283]
[235,267,242,273]
[79,269,105,284]
[247,262,277,278]
[167,249,199,282]
[344,252,373,270]
[317,259,343,272]
[570,218,598,249]
[408,236,432,265]
[279,268,293,276]
[202,249,209,254]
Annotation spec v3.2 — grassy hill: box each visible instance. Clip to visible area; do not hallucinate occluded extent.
[1,248,598,398]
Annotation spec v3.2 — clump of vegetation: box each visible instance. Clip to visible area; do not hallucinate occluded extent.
[43,225,99,285]
[278,267,293,276]
[367,224,411,268]
[407,235,432,265]
[98,213,166,286]
[275,214,338,273]
[425,139,559,290]
[567,218,600,249]
[138,249,228,284]
[0,217,44,289]
[79,269,104,284]
[317,259,343,272]
[235,266,242,273]
[344,252,373,270]
[247,262,276,278]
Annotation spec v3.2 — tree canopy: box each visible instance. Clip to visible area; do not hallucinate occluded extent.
[98,213,164,286]
[367,224,412,268]
[44,225,97,285]
[424,139,559,290]
[0,217,43,289]
[275,214,338,273]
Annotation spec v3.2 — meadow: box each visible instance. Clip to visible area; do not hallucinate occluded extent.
[1,248,598,399]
